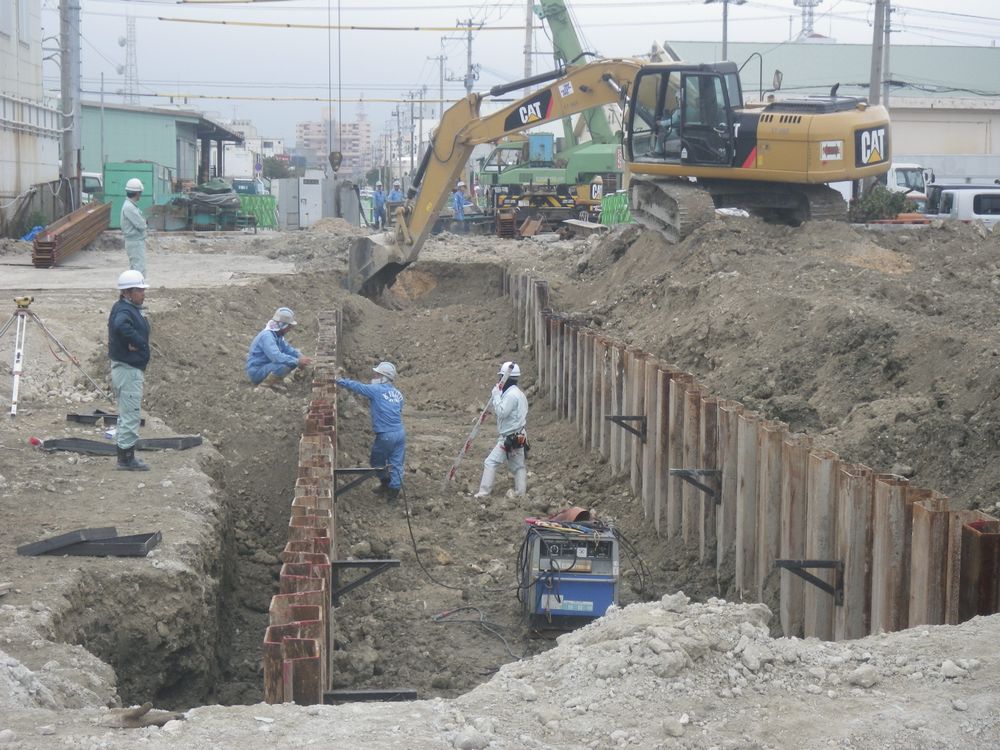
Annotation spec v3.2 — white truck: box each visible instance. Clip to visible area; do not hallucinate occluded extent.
[829,162,931,210]
[928,185,1000,229]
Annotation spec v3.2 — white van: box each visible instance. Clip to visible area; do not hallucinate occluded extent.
[934,187,1000,229]
[81,172,103,204]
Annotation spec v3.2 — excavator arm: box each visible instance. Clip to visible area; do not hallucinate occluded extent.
[347,58,642,295]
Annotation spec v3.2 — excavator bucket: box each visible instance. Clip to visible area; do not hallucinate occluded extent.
[346,232,409,297]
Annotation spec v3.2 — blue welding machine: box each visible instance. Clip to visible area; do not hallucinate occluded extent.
[520,524,619,629]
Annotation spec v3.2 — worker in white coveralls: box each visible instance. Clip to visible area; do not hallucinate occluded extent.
[475,361,529,498]
[336,362,406,502]
[245,307,313,389]
[108,270,151,471]
[120,178,149,278]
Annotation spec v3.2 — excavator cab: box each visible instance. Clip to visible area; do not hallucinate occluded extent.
[627,63,741,168]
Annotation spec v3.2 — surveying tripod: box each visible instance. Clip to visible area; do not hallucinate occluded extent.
[0,296,110,417]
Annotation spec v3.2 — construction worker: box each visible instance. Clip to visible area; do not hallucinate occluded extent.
[387,180,404,202]
[108,269,151,471]
[120,178,148,278]
[337,362,406,501]
[372,181,387,230]
[245,307,312,389]
[475,361,529,498]
[452,180,466,231]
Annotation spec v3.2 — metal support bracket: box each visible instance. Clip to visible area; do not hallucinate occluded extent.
[333,465,389,496]
[669,469,722,504]
[774,559,845,606]
[605,415,646,442]
[329,558,400,607]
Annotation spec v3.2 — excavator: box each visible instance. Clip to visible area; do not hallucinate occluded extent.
[348,58,891,295]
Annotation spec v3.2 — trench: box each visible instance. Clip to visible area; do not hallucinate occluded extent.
[47,261,715,710]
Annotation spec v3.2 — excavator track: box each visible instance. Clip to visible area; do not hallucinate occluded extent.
[628,178,717,244]
[799,184,849,222]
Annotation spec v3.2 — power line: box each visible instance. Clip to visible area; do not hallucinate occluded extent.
[155,15,533,30]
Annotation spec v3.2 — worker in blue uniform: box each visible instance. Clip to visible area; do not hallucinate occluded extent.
[387,180,404,202]
[372,181,387,229]
[452,180,467,232]
[337,361,406,501]
[246,307,312,389]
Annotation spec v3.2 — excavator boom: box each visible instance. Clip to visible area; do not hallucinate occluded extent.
[347,59,641,295]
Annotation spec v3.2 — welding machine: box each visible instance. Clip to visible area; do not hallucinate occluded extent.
[519,522,619,630]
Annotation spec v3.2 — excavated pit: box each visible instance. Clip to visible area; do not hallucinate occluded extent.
[31,258,715,710]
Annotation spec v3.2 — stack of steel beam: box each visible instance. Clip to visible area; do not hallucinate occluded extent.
[32,201,111,268]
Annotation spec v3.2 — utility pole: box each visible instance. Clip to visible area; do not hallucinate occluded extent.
[407,91,416,173]
[418,85,427,161]
[523,0,533,80]
[59,0,81,207]
[427,49,447,120]
[704,0,747,62]
[868,0,886,107]
[393,106,403,180]
[882,1,892,108]
[457,18,480,95]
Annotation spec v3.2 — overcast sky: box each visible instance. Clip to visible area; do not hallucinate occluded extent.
[41,0,1000,144]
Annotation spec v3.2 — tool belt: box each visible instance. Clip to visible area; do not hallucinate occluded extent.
[503,431,529,455]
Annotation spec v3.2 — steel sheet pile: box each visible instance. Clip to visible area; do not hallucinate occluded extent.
[32,201,111,268]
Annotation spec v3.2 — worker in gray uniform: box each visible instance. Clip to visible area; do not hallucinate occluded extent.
[474,361,529,498]
[120,178,148,278]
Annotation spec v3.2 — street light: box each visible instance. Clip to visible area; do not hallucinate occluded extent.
[704,0,747,61]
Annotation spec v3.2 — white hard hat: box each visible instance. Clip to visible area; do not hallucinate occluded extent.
[117,269,149,290]
[272,307,297,327]
[373,361,397,381]
[393,180,401,186]
[456,181,466,188]
[498,361,520,378]
[375,181,383,187]
[125,178,144,193]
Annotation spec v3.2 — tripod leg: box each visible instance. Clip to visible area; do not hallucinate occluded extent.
[10,312,27,417]
[0,313,16,339]
[28,311,112,402]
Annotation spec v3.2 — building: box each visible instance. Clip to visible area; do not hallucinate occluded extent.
[80,101,243,185]
[670,41,1000,180]
[217,119,285,179]
[295,120,328,168]
[1,0,60,204]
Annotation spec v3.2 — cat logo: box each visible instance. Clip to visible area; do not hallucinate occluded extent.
[503,90,553,132]
[854,126,889,167]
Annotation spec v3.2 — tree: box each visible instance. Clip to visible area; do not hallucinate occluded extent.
[262,157,292,180]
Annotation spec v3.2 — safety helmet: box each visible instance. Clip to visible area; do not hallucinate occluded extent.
[117,269,149,290]
[392,180,401,187]
[272,307,298,327]
[373,361,397,381]
[498,361,520,378]
[456,180,466,189]
[375,181,383,187]
[125,178,144,193]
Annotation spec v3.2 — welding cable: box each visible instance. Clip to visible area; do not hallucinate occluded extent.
[430,605,525,661]
[613,527,652,596]
[400,485,530,595]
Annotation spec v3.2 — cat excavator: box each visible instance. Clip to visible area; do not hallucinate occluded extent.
[348,58,891,295]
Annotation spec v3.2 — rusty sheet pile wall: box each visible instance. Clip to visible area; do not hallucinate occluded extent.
[263,309,341,704]
[504,271,1000,639]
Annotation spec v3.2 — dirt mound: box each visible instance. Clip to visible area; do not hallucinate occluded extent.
[309,217,368,237]
[552,217,1000,508]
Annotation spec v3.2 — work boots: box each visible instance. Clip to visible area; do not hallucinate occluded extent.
[386,488,400,503]
[116,446,150,472]
[474,464,496,499]
[514,468,527,496]
[258,372,287,392]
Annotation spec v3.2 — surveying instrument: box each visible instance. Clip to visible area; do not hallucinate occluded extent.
[0,296,110,417]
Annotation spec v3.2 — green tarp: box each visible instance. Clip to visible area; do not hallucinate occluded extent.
[600,191,633,226]
[239,195,278,229]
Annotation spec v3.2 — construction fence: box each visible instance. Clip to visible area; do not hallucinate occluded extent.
[503,270,1000,640]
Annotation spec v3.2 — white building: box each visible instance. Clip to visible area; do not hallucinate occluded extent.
[1,0,60,207]
[215,119,285,179]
